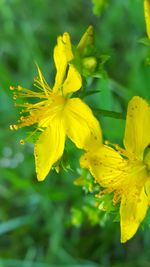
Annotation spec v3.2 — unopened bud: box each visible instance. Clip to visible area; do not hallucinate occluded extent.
[82,56,97,73]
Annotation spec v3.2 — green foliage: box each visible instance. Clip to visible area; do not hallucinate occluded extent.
[92,0,109,16]
[73,169,119,229]
[0,0,150,266]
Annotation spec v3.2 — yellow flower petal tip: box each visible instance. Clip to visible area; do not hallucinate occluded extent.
[80,96,150,242]
[34,124,65,182]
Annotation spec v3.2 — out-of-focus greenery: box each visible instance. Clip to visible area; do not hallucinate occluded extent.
[92,0,109,16]
[0,0,150,266]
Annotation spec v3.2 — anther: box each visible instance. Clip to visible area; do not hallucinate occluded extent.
[20,139,25,145]
[17,86,23,91]
[114,144,120,150]
[13,125,18,130]
[10,125,14,130]
[10,124,18,130]
[20,116,25,121]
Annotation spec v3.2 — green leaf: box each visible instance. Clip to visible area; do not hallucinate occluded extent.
[0,216,31,235]
[139,37,150,47]
[92,0,109,16]
[82,89,101,98]
[91,107,126,120]
[71,208,84,226]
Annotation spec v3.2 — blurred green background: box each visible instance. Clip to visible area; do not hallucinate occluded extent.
[0,0,150,266]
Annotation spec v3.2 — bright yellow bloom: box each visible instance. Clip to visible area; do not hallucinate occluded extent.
[80,96,150,243]
[144,0,150,38]
[10,32,102,181]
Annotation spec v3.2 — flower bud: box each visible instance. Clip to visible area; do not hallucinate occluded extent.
[82,56,97,73]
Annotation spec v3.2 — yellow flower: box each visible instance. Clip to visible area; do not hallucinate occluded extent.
[144,0,150,38]
[80,96,150,243]
[10,32,102,181]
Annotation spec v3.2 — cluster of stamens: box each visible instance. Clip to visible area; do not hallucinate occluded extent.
[9,80,49,145]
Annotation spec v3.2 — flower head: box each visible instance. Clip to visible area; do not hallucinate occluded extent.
[10,32,102,181]
[80,96,150,242]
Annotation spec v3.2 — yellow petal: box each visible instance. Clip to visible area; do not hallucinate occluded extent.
[80,145,127,189]
[53,32,74,93]
[124,96,150,159]
[38,94,66,128]
[120,188,148,243]
[62,32,74,61]
[63,64,82,95]
[63,98,102,151]
[144,0,150,39]
[34,118,65,181]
